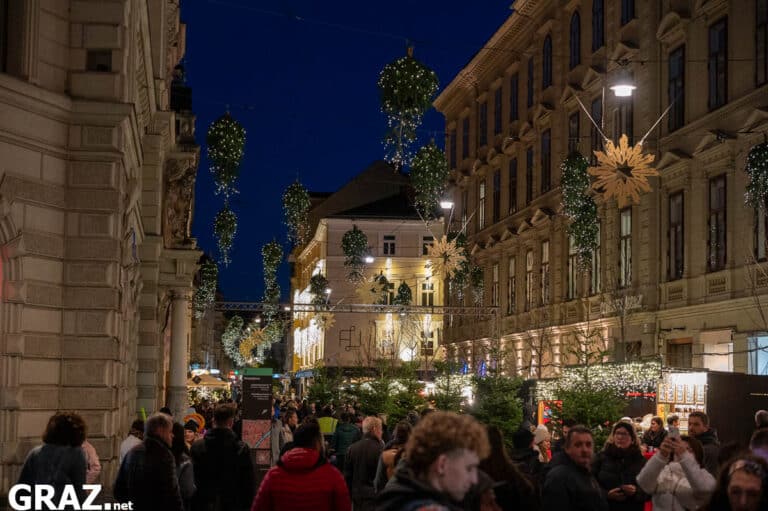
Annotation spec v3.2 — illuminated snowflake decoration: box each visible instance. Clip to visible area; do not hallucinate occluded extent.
[588,135,658,208]
[427,236,467,279]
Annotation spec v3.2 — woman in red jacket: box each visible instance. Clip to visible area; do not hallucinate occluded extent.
[252,419,351,511]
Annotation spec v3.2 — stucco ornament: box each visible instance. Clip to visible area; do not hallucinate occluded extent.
[164,157,197,248]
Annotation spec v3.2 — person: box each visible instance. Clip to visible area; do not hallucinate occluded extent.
[755,410,768,430]
[667,415,680,429]
[251,420,352,511]
[374,420,411,493]
[376,411,490,511]
[317,406,339,443]
[114,412,184,511]
[119,419,144,464]
[642,416,668,450]
[553,418,576,455]
[688,411,721,476]
[750,428,768,463]
[171,422,196,511]
[533,424,551,463]
[478,425,541,511]
[191,403,255,511]
[331,411,361,472]
[542,425,608,511]
[509,426,545,486]
[81,439,101,484]
[593,421,648,511]
[281,408,298,448]
[636,434,716,511]
[344,416,384,511]
[703,455,768,511]
[183,420,199,449]
[17,411,88,502]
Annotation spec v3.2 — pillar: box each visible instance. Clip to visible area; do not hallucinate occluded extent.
[168,289,191,420]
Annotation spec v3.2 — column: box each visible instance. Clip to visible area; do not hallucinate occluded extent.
[168,289,192,421]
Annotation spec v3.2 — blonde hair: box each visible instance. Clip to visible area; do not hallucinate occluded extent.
[362,416,382,434]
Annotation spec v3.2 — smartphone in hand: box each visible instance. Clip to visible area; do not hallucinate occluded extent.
[668,426,680,438]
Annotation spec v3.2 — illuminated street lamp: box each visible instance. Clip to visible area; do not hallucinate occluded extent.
[610,67,636,97]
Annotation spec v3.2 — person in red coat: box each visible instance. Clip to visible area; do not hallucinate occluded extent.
[251,419,351,511]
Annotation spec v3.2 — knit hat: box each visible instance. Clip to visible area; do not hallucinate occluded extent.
[533,424,551,445]
[512,427,535,449]
[183,420,199,433]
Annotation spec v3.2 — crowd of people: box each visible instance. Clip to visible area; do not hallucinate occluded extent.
[13,399,768,511]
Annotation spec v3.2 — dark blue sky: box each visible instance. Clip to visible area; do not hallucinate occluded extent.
[184,1,510,301]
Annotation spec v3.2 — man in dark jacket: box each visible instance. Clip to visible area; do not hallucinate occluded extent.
[542,425,608,511]
[114,412,184,511]
[687,411,721,476]
[191,403,255,511]
[510,427,545,486]
[344,415,383,511]
[331,411,361,472]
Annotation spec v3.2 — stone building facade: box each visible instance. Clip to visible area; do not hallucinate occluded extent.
[435,0,768,377]
[0,0,200,494]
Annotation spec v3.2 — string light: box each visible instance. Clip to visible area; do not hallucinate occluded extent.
[206,112,246,197]
[282,180,312,246]
[560,152,599,270]
[193,259,219,319]
[745,141,768,213]
[222,315,246,366]
[214,204,237,265]
[393,282,413,306]
[342,225,369,283]
[411,141,449,219]
[535,359,662,401]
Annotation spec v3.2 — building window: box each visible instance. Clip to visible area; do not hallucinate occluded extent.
[527,58,534,108]
[748,335,768,375]
[386,282,396,305]
[0,0,8,72]
[669,192,684,280]
[592,0,605,52]
[462,117,470,160]
[708,175,727,271]
[621,0,634,25]
[478,180,486,230]
[668,46,685,132]
[525,249,534,311]
[568,111,580,153]
[449,130,456,169]
[421,282,435,306]
[478,101,488,147]
[541,130,551,193]
[493,169,501,223]
[620,208,632,288]
[590,98,603,165]
[507,257,516,315]
[508,158,517,214]
[491,263,499,307]
[570,12,581,69]
[541,241,550,305]
[758,1,768,86]
[708,18,728,110]
[86,50,113,72]
[383,235,396,256]
[568,235,578,300]
[591,222,601,294]
[510,74,519,121]
[494,88,503,135]
[667,339,692,368]
[422,236,434,256]
[543,35,553,89]
[756,209,768,260]
[526,147,534,203]
[420,330,435,357]
[613,101,634,144]
[461,189,468,229]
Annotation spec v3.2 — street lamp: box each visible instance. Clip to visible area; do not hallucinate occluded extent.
[440,199,454,210]
[364,255,375,264]
[610,67,636,97]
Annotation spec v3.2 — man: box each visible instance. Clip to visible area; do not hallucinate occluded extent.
[191,403,255,511]
[750,427,768,463]
[281,408,298,448]
[755,410,768,430]
[688,411,721,476]
[119,419,144,464]
[331,411,361,472]
[114,412,184,511]
[552,418,576,455]
[509,426,544,486]
[317,406,339,443]
[542,425,608,511]
[344,416,383,510]
[667,414,680,429]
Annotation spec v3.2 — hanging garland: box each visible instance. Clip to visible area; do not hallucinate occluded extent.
[222,315,246,367]
[745,141,768,212]
[342,225,369,283]
[309,273,330,306]
[263,320,285,345]
[469,264,484,305]
[261,240,283,322]
[193,258,219,319]
[214,204,237,265]
[393,282,413,306]
[445,231,470,300]
[378,47,439,169]
[282,180,312,246]
[411,141,449,219]
[207,112,246,197]
[561,153,599,269]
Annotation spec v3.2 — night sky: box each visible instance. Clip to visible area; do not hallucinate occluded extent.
[183,1,510,301]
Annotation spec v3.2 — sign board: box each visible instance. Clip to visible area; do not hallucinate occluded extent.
[241,367,273,487]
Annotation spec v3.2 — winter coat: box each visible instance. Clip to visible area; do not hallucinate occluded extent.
[114,435,184,511]
[119,434,142,464]
[190,427,254,511]
[592,445,649,511]
[693,429,720,476]
[18,444,87,503]
[82,440,101,484]
[510,446,546,486]
[542,452,609,511]
[251,447,351,511]
[642,429,668,449]
[331,422,361,456]
[636,451,716,511]
[344,433,384,502]
[376,462,464,511]
[177,452,196,511]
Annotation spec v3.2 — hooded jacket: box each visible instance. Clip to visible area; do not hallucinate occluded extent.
[636,451,716,511]
[376,463,464,511]
[251,447,351,511]
[542,451,609,511]
[190,427,254,511]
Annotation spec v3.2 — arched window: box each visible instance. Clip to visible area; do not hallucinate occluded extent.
[543,35,553,89]
[592,0,605,51]
[570,12,581,68]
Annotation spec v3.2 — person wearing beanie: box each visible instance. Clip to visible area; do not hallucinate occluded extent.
[510,427,545,486]
[533,424,552,463]
[183,420,199,449]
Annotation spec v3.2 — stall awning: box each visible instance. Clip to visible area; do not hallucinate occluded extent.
[187,373,230,389]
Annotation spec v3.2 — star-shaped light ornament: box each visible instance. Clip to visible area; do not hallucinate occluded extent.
[314,312,336,330]
[588,135,658,208]
[427,236,467,279]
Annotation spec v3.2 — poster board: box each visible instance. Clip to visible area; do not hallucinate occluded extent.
[241,367,273,488]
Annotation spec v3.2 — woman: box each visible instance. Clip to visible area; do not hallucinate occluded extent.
[376,411,490,511]
[533,424,551,463]
[478,425,541,511]
[593,421,649,511]
[17,412,88,501]
[171,422,196,511]
[642,417,668,450]
[703,455,768,511]
[374,420,411,492]
[636,434,716,510]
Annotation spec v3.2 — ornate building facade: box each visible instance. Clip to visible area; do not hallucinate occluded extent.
[0,0,200,494]
[436,0,768,377]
